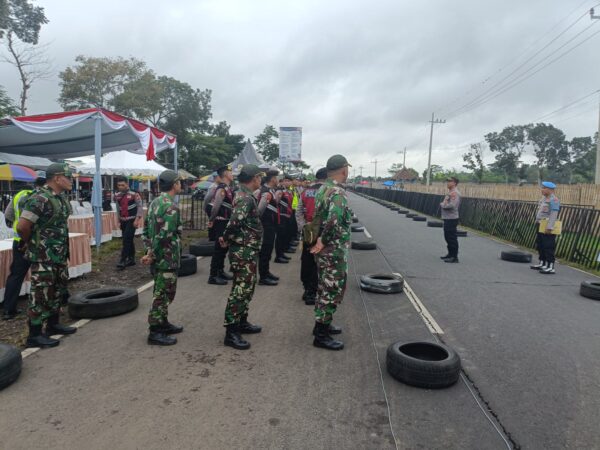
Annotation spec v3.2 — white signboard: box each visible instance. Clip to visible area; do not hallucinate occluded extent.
[279,127,302,162]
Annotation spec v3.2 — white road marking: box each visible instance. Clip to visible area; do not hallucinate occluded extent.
[72,319,90,328]
[363,228,372,239]
[21,348,40,358]
[137,281,155,293]
[396,274,445,335]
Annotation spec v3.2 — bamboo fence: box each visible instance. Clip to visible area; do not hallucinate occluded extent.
[392,183,600,208]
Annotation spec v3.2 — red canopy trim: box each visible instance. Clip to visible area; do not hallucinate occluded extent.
[10,108,176,161]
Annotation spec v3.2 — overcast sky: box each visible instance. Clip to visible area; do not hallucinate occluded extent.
[1,0,599,176]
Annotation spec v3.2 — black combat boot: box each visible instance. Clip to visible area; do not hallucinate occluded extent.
[208,275,228,285]
[46,314,77,335]
[238,315,262,334]
[116,258,126,270]
[284,247,297,254]
[26,322,60,348]
[259,277,278,286]
[312,322,344,350]
[266,272,280,281]
[274,257,289,264]
[125,257,136,267]
[328,324,342,335]
[148,327,177,345]
[154,320,184,334]
[224,324,250,349]
[219,270,233,281]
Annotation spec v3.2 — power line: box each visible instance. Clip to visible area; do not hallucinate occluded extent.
[533,89,600,122]
[437,2,598,116]
[445,19,600,120]
[446,23,600,120]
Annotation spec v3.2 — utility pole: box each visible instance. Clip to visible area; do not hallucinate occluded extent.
[370,159,378,188]
[426,112,446,186]
[402,147,407,168]
[595,94,600,184]
[592,10,600,183]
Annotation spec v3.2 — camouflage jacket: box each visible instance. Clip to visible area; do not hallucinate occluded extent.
[314,179,351,250]
[143,192,182,271]
[20,186,71,264]
[223,184,263,251]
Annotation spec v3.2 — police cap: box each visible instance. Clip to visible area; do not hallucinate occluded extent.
[158,170,181,189]
[315,167,328,180]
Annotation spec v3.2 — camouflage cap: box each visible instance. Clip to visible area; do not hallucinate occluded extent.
[326,154,351,171]
[46,163,73,178]
[238,164,265,179]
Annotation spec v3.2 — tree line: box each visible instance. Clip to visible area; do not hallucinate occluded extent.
[0,0,296,176]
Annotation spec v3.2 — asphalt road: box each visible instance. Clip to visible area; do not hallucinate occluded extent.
[1,192,599,449]
[349,191,600,450]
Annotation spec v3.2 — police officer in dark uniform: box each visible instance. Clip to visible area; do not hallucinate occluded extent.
[257,170,280,285]
[296,168,327,305]
[275,177,293,263]
[207,164,234,285]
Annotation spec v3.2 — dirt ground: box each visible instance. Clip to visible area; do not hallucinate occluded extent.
[0,230,207,348]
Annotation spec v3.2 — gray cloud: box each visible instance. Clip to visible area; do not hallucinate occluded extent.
[1,0,598,175]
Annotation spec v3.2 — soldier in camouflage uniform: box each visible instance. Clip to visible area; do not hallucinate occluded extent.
[310,155,352,351]
[141,170,184,346]
[219,164,265,350]
[17,163,77,348]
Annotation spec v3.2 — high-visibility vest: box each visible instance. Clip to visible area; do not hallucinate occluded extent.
[12,189,32,242]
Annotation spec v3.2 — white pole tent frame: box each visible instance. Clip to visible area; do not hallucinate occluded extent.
[0,108,177,250]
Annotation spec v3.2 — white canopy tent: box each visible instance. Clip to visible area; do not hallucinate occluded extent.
[231,139,269,172]
[74,150,167,177]
[0,108,177,249]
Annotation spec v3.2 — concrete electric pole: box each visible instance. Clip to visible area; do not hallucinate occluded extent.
[370,159,378,188]
[592,9,600,184]
[426,112,446,186]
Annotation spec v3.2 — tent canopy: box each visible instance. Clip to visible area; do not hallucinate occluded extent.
[231,139,266,171]
[74,150,167,178]
[0,108,177,250]
[0,108,176,160]
[0,152,54,170]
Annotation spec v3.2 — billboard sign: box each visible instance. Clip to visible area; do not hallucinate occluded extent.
[279,127,302,162]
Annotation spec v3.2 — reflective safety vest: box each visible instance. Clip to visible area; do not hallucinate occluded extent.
[12,189,32,242]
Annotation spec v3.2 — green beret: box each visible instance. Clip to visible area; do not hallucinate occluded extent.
[326,155,351,171]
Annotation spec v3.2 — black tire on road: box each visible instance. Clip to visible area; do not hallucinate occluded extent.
[0,343,22,391]
[189,238,214,257]
[151,254,198,277]
[68,287,139,319]
[352,217,359,223]
[351,224,365,232]
[457,230,468,237]
[412,216,426,222]
[386,341,461,389]
[351,241,377,250]
[178,254,198,276]
[397,210,409,214]
[405,213,417,218]
[579,281,600,300]
[359,273,404,294]
[500,251,532,263]
[390,206,399,211]
[427,221,443,228]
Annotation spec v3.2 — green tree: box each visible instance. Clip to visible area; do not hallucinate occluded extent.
[462,143,485,184]
[422,164,443,182]
[527,123,567,183]
[0,0,47,44]
[485,124,530,183]
[387,162,404,176]
[0,84,18,116]
[58,55,148,110]
[568,136,595,183]
[253,124,279,162]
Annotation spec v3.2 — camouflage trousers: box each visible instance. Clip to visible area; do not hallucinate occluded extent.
[314,247,348,325]
[148,270,178,327]
[28,262,69,326]
[224,244,258,326]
